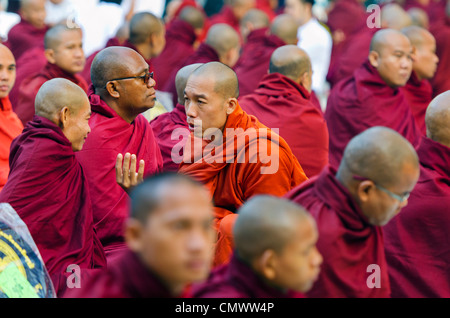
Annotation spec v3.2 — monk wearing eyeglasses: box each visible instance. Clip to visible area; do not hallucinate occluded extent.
[76,46,163,264]
[285,126,420,298]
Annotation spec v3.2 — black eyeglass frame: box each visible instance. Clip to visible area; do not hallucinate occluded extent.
[102,72,154,89]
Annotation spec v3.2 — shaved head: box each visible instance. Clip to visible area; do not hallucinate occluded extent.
[205,23,240,58]
[0,44,16,98]
[190,61,239,99]
[129,12,164,45]
[407,8,429,29]
[44,24,82,50]
[178,6,205,30]
[381,3,412,30]
[370,28,410,53]
[269,45,311,81]
[240,8,270,29]
[175,63,204,104]
[401,25,432,49]
[20,0,46,28]
[20,0,44,9]
[269,14,299,45]
[425,91,450,148]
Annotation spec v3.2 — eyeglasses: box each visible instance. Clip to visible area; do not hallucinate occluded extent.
[103,72,154,89]
[353,175,410,203]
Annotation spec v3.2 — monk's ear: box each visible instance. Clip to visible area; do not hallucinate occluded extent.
[356,180,376,203]
[258,249,277,280]
[45,49,57,65]
[368,51,380,68]
[124,218,144,253]
[225,98,238,115]
[59,106,71,129]
[105,81,121,99]
[300,71,312,93]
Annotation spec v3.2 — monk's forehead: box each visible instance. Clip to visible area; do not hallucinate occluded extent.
[0,46,15,64]
[380,33,412,53]
[185,74,217,95]
[111,50,148,76]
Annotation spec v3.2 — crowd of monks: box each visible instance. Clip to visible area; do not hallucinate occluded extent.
[0,0,449,298]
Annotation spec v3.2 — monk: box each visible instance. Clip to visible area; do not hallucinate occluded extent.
[179,62,308,267]
[384,91,450,298]
[193,195,322,298]
[14,24,87,126]
[162,23,241,108]
[150,63,202,172]
[237,8,270,47]
[325,29,422,168]
[152,6,205,89]
[209,0,256,37]
[65,173,216,298]
[286,126,420,298]
[240,45,328,178]
[407,7,430,29]
[0,44,22,192]
[76,47,163,263]
[0,78,106,297]
[235,14,299,97]
[401,26,439,135]
[5,0,48,60]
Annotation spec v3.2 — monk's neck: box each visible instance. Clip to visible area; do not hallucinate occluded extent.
[134,42,152,61]
[108,102,138,124]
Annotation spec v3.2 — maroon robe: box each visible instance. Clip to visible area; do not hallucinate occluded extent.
[208,5,240,36]
[192,252,305,298]
[401,71,433,135]
[64,249,175,298]
[384,136,450,298]
[149,103,190,172]
[285,166,391,298]
[430,25,450,97]
[5,19,49,60]
[14,62,89,126]
[0,115,106,296]
[234,31,285,97]
[325,59,421,168]
[239,72,329,177]
[76,86,163,262]
[152,19,198,89]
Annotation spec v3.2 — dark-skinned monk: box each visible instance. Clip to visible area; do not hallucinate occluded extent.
[76,46,163,263]
[0,78,106,297]
[384,91,450,298]
[325,29,422,169]
[193,195,322,298]
[286,126,420,297]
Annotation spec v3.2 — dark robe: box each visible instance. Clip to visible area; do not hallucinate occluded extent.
[76,86,163,262]
[239,72,329,177]
[4,19,49,60]
[208,5,240,36]
[285,166,391,298]
[149,103,190,172]
[384,136,450,298]
[0,115,106,296]
[325,60,421,168]
[14,62,89,126]
[192,253,304,298]
[430,25,450,97]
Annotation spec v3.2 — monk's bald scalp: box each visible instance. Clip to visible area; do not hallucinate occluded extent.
[35,78,88,120]
[401,25,433,49]
[178,6,205,30]
[20,0,44,9]
[44,24,82,50]
[425,91,450,147]
[269,14,299,45]
[381,3,412,30]
[369,29,411,55]
[175,63,204,104]
[338,127,419,187]
[227,0,255,7]
[234,195,311,262]
[205,24,240,58]
[190,61,239,99]
[240,8,270,29]
[129,12,164,45]
[0,43,15,60]
[407,8,429,29]
[269,45,311,81]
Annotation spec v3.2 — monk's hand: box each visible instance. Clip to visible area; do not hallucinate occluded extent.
[116,153,145,194]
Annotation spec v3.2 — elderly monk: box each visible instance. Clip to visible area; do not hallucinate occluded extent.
[400,26,439,135]
[0,78,107,297]
[193,195,322,298]
[286,126,420,298]
[179,62,308,267]
[235,14,299,97]
[152,6,205,89]
[14,24,87,126]
[76,47,163,263]
[162,23,241,107]
[66,172,215,298]
[384,91,450,298]
[5,0,48,60]
[325,29,422,169]
[150,63,202,172]
[209,0,256,37]
[240,45,328,178]
[0,44,22,192]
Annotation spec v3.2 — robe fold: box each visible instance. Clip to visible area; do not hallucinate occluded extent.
[14,62,89,126]
[401,71,433,135]
[5,19,49,60]
[285,166,391,298]
[325,60,421,168]
[150,102,190,172]
[234,31,285,97]
[384,136,450,298]
[76,86,163,261]
[0,115,106,296]
[430,25,450,97]
[179,102,307,266]
[193,252,304,298]
[239,72,329,177]
[0,96,23,192]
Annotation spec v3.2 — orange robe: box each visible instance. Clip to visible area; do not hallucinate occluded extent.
[179,102,307,266]
[0,96,23,192]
